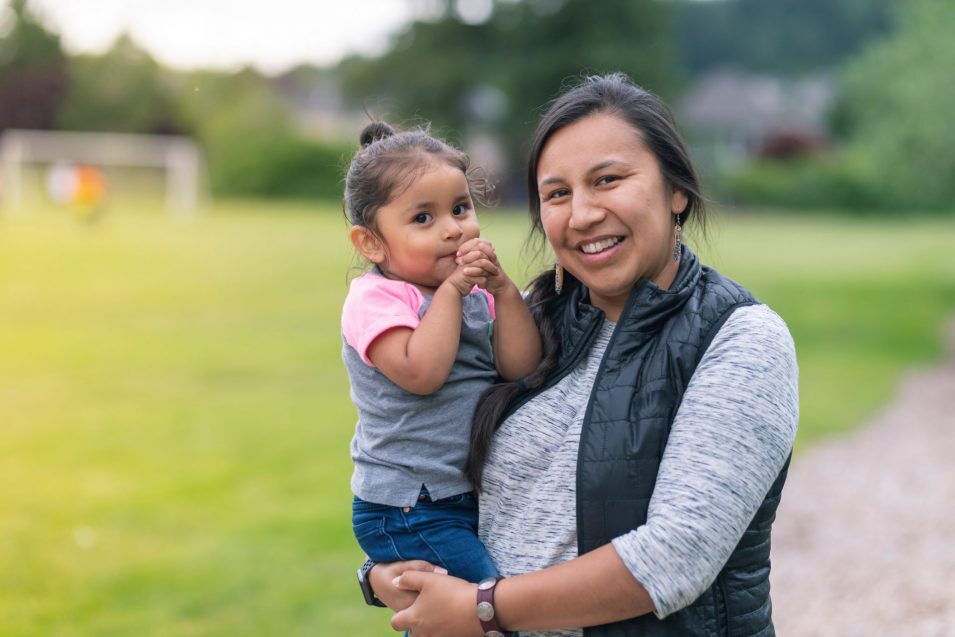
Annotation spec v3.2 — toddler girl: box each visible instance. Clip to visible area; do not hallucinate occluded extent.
[342,121,542,583]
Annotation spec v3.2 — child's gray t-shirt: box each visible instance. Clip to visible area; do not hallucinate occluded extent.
[342,272,497,508]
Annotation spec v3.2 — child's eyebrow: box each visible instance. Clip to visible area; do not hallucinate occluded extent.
[403,193,471,211]
[403,201,435,212]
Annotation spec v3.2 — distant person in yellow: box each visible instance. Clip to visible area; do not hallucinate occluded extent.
[72,165,108,223]
[46,162,108,223]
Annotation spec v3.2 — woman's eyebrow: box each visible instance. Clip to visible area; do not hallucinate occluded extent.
[587,160,624,175]
[538,175,563,188]
[539,160,626,187]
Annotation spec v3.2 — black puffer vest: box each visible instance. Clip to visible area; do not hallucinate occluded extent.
[504,248,789,636]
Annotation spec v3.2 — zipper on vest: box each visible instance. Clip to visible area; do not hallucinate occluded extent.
[716,575,730,637]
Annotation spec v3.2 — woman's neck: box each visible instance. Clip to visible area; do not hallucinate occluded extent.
[589,255,681,322]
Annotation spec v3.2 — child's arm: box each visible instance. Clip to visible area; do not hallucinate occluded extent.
[457,239,542,381]
[367,266,490,396]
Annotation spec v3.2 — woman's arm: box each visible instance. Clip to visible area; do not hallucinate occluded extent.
[611,304,798,616]
[391,543,654,635]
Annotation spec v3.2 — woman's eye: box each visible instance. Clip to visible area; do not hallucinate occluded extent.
[544,188,569,201]
[413,213,432,224]
[597,175,619,186]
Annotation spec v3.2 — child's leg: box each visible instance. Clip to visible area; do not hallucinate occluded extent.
[396,491,498,583]
[353,492,497,582]
[352,497,407,564]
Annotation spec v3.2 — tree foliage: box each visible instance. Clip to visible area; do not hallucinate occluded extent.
[176,67,348,199]
[728,0,955,212]
[340,0,678,181]
[57,34,188,134]
[676,0,894,76]
[0,0,68,131]
[831,0,955,209]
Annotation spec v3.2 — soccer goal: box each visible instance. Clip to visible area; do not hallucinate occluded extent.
[0,129,204,216]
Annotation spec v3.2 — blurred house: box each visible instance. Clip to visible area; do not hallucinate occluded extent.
[271,70,364,143]
[272,70,510,194]
[678,69,836,173]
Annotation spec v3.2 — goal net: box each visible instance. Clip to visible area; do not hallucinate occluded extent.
[0,129,203,216]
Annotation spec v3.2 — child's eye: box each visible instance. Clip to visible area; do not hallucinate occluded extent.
[413,213,432,224]
[452,203,471,216]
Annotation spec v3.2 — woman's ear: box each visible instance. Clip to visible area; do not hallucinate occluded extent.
[350,226,386,264]
[671,189,689,216]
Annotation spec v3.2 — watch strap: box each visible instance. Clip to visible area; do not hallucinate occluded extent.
[357,557,386,607]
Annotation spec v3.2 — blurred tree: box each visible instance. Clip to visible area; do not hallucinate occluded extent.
[677,0,894,76]
[723,0,955,212]
[340,0,677,186]
[176,67,348,199]
[831,0,955,210]
[58,34,188,134]
[0,0,68,131]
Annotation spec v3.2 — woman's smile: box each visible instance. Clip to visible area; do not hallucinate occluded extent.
[578,236,624,255]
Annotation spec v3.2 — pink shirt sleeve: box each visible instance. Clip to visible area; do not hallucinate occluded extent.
[474,286,495,320]
[342,274,426,366]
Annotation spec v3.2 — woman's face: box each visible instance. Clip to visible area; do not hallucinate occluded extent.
[536,113,687,320]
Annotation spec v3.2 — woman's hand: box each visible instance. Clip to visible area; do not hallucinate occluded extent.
[390,571,483,636]
[368,561,447,611]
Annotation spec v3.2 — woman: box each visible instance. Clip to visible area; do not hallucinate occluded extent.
[367,73,798,636]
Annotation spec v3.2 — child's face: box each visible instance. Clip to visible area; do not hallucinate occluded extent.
[372,162,480,292]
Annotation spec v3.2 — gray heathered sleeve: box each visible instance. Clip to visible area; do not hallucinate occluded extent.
[610,304,799,619]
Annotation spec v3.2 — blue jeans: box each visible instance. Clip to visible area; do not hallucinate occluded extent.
[352,488,498,583]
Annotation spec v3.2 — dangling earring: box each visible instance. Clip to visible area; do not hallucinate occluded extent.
[672,215,682,262]
[554,260,564,295]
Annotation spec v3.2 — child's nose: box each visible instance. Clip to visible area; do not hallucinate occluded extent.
[443,219,464,240]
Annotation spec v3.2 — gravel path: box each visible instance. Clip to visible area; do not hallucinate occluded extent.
[770,321,955,636]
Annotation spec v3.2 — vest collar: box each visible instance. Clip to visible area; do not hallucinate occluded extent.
[559,246,703,352]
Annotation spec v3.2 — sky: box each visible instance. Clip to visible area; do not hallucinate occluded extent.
[16,0,428,73]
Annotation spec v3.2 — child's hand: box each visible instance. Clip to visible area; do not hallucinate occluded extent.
[442,238,498,296]
[455,238,514,297]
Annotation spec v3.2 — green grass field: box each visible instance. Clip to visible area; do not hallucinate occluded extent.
[2,200,954,636]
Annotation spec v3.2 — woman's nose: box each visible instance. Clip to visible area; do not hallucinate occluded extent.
[569,194,606,230]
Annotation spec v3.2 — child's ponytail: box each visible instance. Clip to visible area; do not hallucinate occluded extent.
[359,121,395,148]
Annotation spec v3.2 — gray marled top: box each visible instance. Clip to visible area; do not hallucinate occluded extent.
[478,304,798,636]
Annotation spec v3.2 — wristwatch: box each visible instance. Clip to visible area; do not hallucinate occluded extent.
[357,557,386,607]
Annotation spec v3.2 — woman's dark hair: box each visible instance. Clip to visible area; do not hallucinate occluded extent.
[343,121,489,234]
[467,73,706,489]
